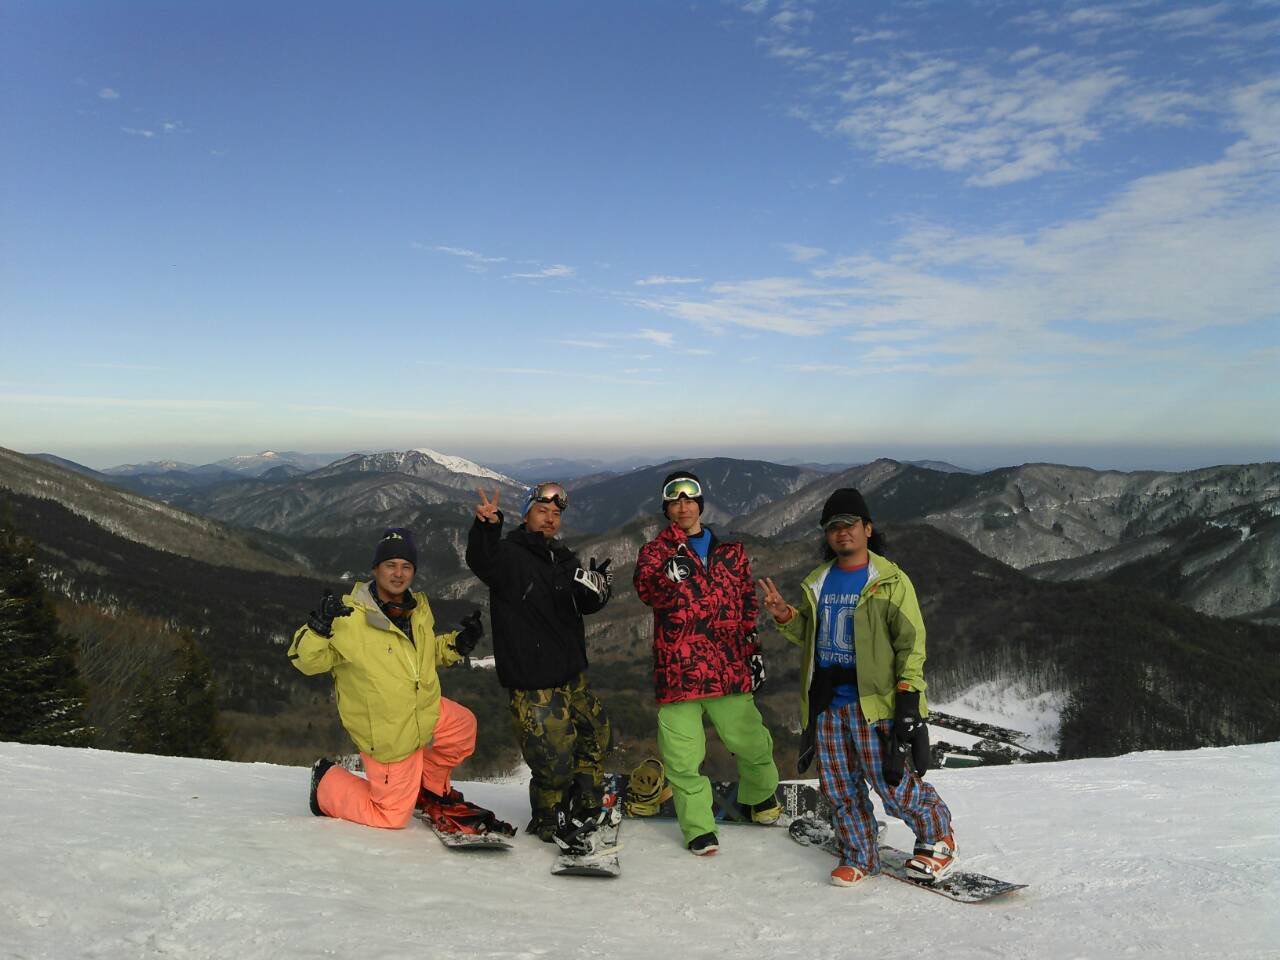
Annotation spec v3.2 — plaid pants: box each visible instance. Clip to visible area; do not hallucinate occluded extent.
[815,701,952,873]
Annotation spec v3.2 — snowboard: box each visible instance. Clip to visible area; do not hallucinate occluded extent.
[609,774,829,827]
[788,817,1026,903]
[550,817,621,878]
[427,824,513,850]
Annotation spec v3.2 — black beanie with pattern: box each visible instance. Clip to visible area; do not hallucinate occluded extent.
[372,527,418,568]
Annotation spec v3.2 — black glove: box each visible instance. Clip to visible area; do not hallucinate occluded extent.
[664,554,695,583]
[894,689,923,745]
[590,557,613,589]
[307,589,353,638]
[573,557,613,601]
[453,610,483,656]
[878,688,931,786]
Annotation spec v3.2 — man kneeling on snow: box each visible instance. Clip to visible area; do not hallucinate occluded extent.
[289,528,484,829]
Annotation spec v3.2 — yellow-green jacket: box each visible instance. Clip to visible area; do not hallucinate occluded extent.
[287,581,463,764]
[777,551,929,728]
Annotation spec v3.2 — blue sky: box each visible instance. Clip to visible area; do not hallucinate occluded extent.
[2,0,1277,471]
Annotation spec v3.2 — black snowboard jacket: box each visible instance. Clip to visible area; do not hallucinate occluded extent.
[465,513,608,691]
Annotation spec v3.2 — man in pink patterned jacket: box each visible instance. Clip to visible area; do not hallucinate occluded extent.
[633,469,781,856]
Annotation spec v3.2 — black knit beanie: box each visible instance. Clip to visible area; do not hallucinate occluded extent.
[819,488,872,527]
[372,527,418,568]
[661,470,705,516]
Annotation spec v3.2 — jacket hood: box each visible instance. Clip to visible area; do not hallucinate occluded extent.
[348,581,427,633]
[801,550,902,597]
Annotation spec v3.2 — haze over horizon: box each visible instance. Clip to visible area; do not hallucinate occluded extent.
[24,439,1279,476]
[3,2,1276,471]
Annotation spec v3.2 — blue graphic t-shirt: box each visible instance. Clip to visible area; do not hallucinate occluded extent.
[686,528,712,564]
[816,563,869,708]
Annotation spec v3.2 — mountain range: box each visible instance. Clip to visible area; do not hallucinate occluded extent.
[4,443,1278,768]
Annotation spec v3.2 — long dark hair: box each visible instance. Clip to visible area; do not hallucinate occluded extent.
[820,524,886,562]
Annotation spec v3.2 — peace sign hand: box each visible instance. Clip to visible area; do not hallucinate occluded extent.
[757,577,794,624]
[475,487,502,524]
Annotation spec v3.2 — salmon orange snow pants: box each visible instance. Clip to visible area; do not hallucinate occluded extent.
[315,697,477,829]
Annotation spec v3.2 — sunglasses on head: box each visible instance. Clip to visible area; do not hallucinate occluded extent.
[662,478,703,501]
[527,482,568,511]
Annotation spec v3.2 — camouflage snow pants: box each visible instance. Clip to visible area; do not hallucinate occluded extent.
[509,673,612,839]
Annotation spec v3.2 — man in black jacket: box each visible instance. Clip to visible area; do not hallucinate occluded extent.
[466,483,614,845]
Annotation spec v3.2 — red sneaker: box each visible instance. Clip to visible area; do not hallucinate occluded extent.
[830,865,867,887]
[905,834,957,883]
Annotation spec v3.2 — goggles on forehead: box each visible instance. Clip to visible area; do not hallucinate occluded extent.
[526,482,568,511]
[662,478,703,502]
[823,513,865,531]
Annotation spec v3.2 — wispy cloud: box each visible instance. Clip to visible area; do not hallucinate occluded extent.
[121,127,156,139]
[635,275,703,286]
[633,329,675,348]
[633,80,1280,362]
[834,56,1128,186]
[420,244,507,272]
[742,2,1269,188]
[851,29,900,44]
[506,264,575,280]
[98,88,120,100]
[783,243,826,262]
[557,339,607,349]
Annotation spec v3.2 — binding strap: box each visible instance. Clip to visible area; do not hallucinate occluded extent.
[625,757,673,816]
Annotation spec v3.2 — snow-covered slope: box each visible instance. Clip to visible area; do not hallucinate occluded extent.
[3,742,1276,959]
[412,447,518,485]
[931,680,1066,754]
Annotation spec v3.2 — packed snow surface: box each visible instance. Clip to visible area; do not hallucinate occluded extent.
[2,741,1277,959]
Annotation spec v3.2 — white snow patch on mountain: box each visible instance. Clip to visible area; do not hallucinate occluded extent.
[413,447,518,485]
[2,741,1276,959]
[932,680,1066,754]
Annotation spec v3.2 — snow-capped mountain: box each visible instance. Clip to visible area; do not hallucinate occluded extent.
[3,739,1275,959]
[411,447,519,485]
[307,449,520,490]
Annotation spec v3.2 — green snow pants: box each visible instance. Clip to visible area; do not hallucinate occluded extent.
[656,693,779,845]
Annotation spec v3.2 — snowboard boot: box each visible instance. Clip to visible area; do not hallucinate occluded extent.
[527,813,558,844]
[554,804,621,856]
[688,832,719,856]
[905,833,957,883]
[421,787,517,837]
[830,864,868,888]
[308,758,335,817]
[417,784,465,812]
[749,794,783,825]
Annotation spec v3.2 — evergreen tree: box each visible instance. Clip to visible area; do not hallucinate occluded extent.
[121,636,227,760]
[0,521,94,746]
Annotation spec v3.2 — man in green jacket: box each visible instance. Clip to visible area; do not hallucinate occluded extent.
[758,489,956,888]
[289,528,486,830]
